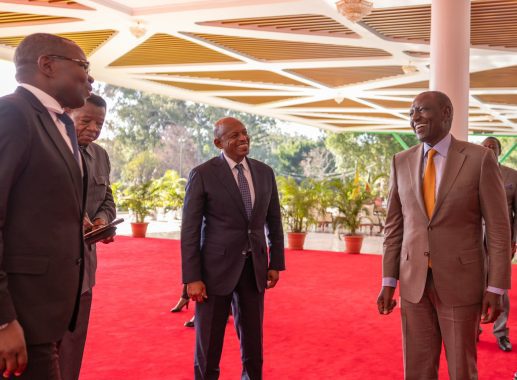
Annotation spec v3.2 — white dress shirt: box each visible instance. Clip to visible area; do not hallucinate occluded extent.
[222,152,255,207]
[19,83,83,173]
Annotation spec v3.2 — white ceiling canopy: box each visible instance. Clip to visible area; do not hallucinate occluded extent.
[0,0,515,135]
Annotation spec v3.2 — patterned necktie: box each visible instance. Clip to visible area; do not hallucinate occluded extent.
[56,112,81,166]
[423,148,437,219]
[235,163,253,219]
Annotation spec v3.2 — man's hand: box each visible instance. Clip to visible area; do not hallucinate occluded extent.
[0,320,27,378]
[83,215,93,233]
[481,291,503,324]
[187,281,208,303]
[92,219,115,244]
[377,286,397,315]
[266,270,279,289]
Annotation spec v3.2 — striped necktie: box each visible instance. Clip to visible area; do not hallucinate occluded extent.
[235,163,253,219]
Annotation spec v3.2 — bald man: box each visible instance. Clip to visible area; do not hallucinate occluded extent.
[377,91,511,379]
[0,33,93,379]
[181,117,285,379]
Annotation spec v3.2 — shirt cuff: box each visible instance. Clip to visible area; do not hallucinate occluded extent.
[486,286,505,295]
[382,277,397,288]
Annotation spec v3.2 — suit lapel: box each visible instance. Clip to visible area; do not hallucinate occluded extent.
[407,144,428,219]
[247,158,262,221]
[17,87,83,208]
[432,137,466,219]
[213,154,248,221]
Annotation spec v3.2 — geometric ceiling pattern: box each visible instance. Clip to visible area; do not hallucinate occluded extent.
[0,0,516,135]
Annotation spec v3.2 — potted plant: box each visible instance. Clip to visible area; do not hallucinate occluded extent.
[326,175,373,254]
[119,181,158,238]
[153,170,186,221]
[277,177,319,250]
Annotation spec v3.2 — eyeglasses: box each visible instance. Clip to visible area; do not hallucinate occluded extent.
[47,55,90,74]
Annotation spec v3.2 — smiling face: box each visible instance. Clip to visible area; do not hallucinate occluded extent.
[214,118,250,162]
[409,92,452,146]
[69,101,106,146]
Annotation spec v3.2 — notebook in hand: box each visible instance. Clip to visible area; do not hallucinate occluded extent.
[84,218,124,245]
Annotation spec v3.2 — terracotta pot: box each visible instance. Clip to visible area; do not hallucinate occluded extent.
[343,234,364,254]
[287,232,307,250]
[131,222,149,238]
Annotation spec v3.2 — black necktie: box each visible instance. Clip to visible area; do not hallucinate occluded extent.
[56,112,81,166]
[235,163,253,219]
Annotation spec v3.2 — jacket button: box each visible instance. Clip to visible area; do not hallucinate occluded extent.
[248,229,251,234]
[424,251,430,257]
[242,250,247,255]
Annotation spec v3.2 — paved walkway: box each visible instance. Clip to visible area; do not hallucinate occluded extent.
[115,213,384,254]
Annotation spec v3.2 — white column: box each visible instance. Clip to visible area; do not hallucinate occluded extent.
[430,0,470,141]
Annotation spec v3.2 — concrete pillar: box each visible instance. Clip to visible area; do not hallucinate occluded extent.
[430,0,470,141]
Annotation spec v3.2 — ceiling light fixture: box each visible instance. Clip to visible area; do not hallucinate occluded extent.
[335,0,373,23]
[130,20,146,38]
[402,62,418,74]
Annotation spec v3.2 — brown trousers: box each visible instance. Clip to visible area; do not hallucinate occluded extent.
[401,271,481,380]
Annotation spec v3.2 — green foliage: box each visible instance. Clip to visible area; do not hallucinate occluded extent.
[118,181,159,223]
[110,181,123,208]
[499,137,517,168]
[325,133,417,195]
[152,170,186,211]
[325,175,374,235]
[277,177,320,233]
[122,150,161,184]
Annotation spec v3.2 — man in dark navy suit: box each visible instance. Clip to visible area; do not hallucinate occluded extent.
[181,117,285,380]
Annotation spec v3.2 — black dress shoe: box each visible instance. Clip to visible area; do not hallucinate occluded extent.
[498,336,512,352]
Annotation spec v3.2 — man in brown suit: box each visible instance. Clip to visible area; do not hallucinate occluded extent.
[0,34,93,379]
[377,91,511,380]
[480,137,517,352]
[58,94,116,380]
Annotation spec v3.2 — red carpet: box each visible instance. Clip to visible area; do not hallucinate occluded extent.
[80,237,517,379]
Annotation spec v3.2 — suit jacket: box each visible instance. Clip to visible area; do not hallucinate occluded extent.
[383,136,511,306]
[81,142,116,293]
[500,165,517,245]
[0,87,85,344]
[181,154,285,295]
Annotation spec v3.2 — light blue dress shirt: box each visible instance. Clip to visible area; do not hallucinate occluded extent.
[382,134,504,295]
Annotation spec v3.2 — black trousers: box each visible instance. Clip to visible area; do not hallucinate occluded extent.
[58,289,93,380]
[194,257,265,380]
[8,342,61,380]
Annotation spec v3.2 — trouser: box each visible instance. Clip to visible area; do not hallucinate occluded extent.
[7,342,61,380]
[58,289,93,380]
[493,289,510,338]
[194,257,264,380]
[401,270,481,380]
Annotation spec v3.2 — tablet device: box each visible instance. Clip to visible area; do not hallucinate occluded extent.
[84,218,124,245]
